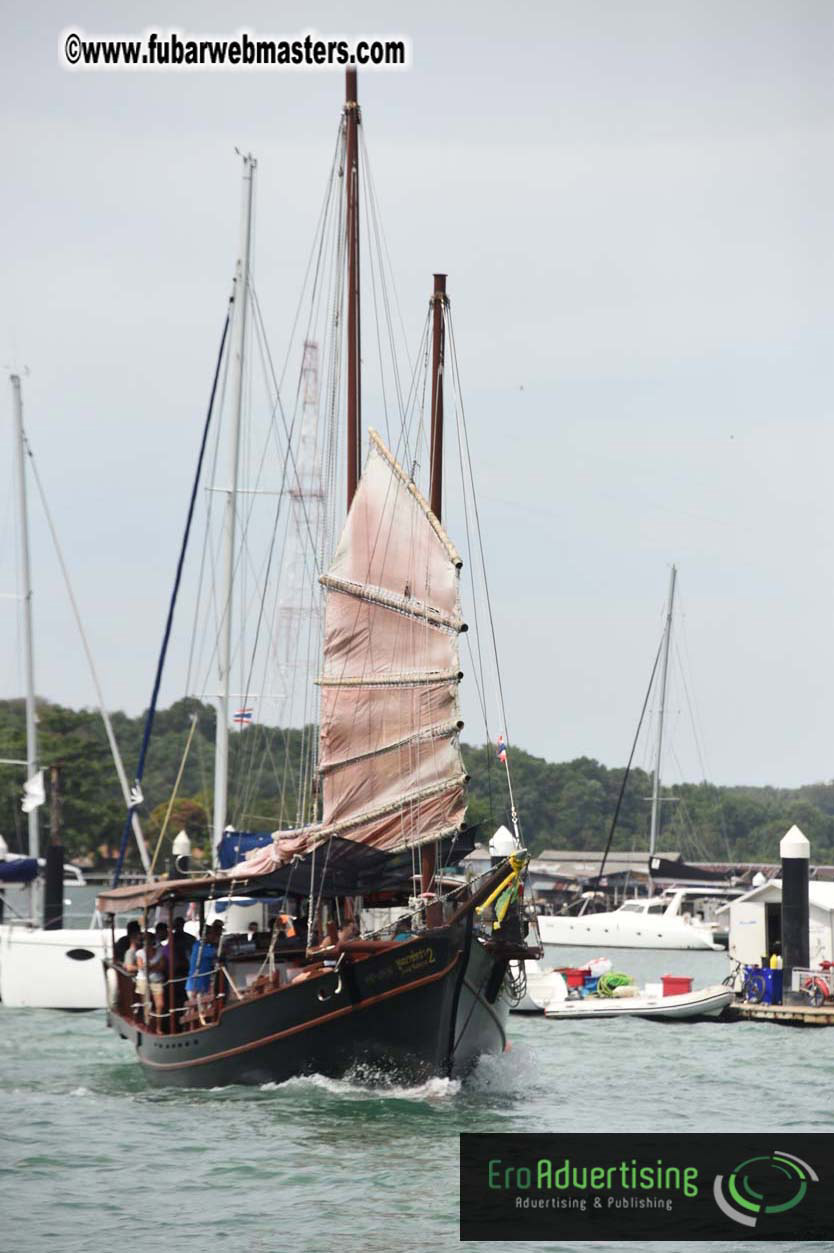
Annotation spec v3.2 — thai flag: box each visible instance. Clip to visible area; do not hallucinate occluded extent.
[233,708,253,725]
[497,734,507,764]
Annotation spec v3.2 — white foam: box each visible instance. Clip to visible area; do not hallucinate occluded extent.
[259,1070,462,1102]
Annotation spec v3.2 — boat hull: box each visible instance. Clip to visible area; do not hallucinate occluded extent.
[110,927,511,1088]
[538,915,723,954]
[544,984,732,1021]
[0,924,111,1010]
[510,961,569,1014]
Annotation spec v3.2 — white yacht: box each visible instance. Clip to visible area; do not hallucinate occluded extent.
[537,886,742,954]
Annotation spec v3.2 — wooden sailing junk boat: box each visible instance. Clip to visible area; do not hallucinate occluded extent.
[98,73,538,1087]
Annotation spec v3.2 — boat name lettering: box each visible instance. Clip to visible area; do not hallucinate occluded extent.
[394,946,436,974]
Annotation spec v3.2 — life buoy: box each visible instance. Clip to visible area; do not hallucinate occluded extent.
[802,976,828,1008]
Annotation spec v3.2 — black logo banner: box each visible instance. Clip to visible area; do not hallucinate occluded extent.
[460,1132,834,1241]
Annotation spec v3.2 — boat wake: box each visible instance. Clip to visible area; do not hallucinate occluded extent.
[259,1069,462,1103]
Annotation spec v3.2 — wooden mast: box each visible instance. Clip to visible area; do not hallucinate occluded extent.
[345,68,361,509]
[422,273,449,925]
[429,273,447,519]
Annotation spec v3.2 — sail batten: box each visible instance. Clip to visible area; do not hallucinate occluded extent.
[318,718,463,776]
[317,669,461,688]
[320,573,464,632]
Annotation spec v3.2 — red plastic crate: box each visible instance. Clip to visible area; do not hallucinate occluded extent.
[662,975,693,997]
[559,968,587,989]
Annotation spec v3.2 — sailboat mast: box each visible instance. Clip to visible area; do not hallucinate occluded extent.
[213,154,256,861]
[649,563,677,863]
[345,68,361,509]
[429,273,447,519]
[421,275,449,922]
[11,375,39,898]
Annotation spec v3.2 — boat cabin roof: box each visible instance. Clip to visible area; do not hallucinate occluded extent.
[96,830,477,915]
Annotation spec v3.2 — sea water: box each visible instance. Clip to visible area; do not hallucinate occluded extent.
[1,942,828,1252]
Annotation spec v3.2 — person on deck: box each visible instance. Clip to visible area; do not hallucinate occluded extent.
[169,918,194,1009]
[114,919,141,965]
[136,931,167,1026]
[309,919,339,954]
[185,921,223,1013]
[393,916,414,941]
[173,915,196,957]
[132,932,156,1022]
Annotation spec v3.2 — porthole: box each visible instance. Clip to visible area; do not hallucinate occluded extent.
[66,948,95,961]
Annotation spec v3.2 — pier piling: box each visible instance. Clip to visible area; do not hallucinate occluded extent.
[781,824,810,1006]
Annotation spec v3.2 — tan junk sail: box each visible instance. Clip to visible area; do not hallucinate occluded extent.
[317,430,467,853]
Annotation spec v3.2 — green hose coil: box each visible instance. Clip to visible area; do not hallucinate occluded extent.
[596,972,634,998]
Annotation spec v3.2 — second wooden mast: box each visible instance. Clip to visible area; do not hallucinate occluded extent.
[423,272,449,923]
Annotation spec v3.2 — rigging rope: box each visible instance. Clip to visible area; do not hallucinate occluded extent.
[111,299,232,886]
[22,435,151,873]
[591,633,665,891]
[147,713,199,879]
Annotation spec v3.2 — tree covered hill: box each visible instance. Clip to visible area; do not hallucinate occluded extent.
[1,698,832,867]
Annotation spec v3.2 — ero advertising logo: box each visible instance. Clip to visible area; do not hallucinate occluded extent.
[713,1149,818,1229]
[460,1132,833,1241]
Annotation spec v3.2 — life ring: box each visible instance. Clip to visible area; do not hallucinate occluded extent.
[802,976,828,1008]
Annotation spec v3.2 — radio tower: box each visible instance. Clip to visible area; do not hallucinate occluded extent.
[276,341,326,813]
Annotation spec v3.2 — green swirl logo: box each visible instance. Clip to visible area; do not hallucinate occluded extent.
[713,1151,817,1228]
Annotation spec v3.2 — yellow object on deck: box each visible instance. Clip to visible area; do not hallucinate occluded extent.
[475,853,526,929]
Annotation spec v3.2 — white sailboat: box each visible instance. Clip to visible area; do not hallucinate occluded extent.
[0,374,147,1009]
[537,566,737,954]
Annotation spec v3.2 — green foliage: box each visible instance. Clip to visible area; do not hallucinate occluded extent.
[461,743,834,865]
[2,697,833,868]
[0,698,317,867]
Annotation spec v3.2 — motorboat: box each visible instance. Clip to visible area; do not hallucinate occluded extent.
[537,886,742,954]
[544,982,732,1021]
[511,956,611,1014]
[511,961,570,1014]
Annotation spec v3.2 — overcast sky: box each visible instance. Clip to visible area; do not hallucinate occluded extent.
[1,2,832,789]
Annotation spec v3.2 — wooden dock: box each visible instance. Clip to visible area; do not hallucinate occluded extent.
[727,1000,834,1027]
